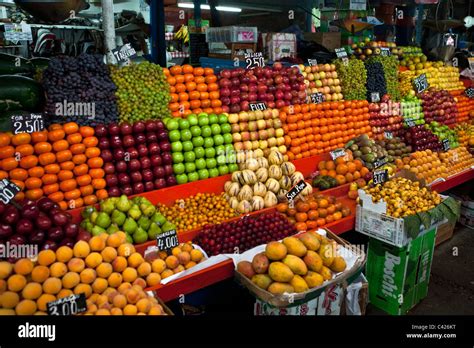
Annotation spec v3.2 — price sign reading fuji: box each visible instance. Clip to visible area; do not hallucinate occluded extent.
[245,52,265,69]
[442,139,450,151]
[413,73,429,93]
[330,148,346,160]
[370,92,380,103]
[384,131,393,139]
[465,87,474,98]
[11,114,44,135]
[156,230,179,251]
[373,169,388,185]
[249,102,267,111]
[112,43,137,64]
[47,293,87,316]
[0,179,20,205]
[309,93,324,104]
[286,180,307,204]
[308,59,318,66]
[380,47,391,56]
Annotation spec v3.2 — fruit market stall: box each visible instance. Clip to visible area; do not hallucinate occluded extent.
[1,28,474,316]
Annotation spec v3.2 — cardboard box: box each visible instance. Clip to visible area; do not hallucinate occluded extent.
[261,33,297,61]
[366,227,436,315]
[435,221,455,246]
[303,32,341,52]
[232,229,366,308]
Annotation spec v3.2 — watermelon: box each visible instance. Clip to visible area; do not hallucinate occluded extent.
[0,53,50,76]
[0,75,45,112]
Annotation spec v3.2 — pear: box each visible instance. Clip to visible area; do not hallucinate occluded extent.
[148,223,162,240]
[133,227,148,244]
[116,195,132,212]
[100,199,115,214]
[111,210,126,226]
[96,212,111,229]
[128,204,142,220]
[122,218,138,234]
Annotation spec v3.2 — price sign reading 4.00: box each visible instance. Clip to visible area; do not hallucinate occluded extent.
[0,179,20,205]
[11,114,44,135]
[157,230,179,252]
[47,294,87,316]
[245,52,265,69]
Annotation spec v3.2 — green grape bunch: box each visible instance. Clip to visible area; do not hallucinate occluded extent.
[335,58,367,100]
[110,61,171,123]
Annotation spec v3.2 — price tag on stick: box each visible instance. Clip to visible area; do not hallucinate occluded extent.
[373,169,388,185]
[47,293,87,316]
[11,114,44,134]
[157,230,179,252]
[0,179,20,205]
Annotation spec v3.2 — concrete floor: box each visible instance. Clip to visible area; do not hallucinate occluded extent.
[367,224,474,315]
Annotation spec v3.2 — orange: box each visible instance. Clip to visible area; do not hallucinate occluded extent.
[85,147,100,159]
[64,189,81,201]
[92,178,106,190]
[10,168,28,181]
[1,158,18,171]
[20,155,38,169]
[28,166,45,178]
[63,122,79,135]
[25,177,42,189]
[25,188,43,200]
[11,133,31,146]
[60,179,77,192]
[59,160,75,171]
[58,170,74,181]
[96,189,108,200]
[89,168,105,179]
[48,191,64,203]
[87,157,103,169]
[43,183,59,195]
[38,153,56,166]
[72,154,87,165]
[0,133,10,147]
[77,174,92,187]
[79,126,94,138]
[56,150,72,163]
[83,195,98,206]
[44,163,60,174]
[70,143,86,155]
[73,164,89,177]
[34,142,52,155]
[79,184,94,197]
[295,212,308,222]
[48,129,65,142]
[83,137,98,148]
[15,144,34,157]
[52,140,69,152]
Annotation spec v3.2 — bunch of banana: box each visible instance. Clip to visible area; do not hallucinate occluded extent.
[175,25,190,44]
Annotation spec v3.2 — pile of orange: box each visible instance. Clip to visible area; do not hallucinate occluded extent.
[450,90,474,124]
[0,122,108,210]
[316,150,370,186]
[395,149,448,184]
[439,147,474,177]
[276,194,351,232]
[164,65,223,117]
[280,101,371,160]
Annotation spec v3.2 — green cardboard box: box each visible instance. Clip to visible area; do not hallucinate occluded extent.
[366,227,436,315]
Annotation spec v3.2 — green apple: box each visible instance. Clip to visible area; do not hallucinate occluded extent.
[192,136,204,147]
[224,144,235,153]
[188,172,199,182]
[205,147,216,158]
[209,114,218,125]
[206,158,217,169]
[203,137,214,148]
[176,173,188,184]
[179,119,190,130]
[184,151,196,163]
[190,125,201,137]
[185,162,196,173]
[209,168,219,178]
[167,118,179,131]
[216,155,227,166]
[218,165,229,175]
[228,163,239,173]
[198,169,209,180]
[201,126,212,138]
[194,147,205,159]
[173,152,184,163]
[211,124,221,135]
[171,141,183,152]
[168,130,181,142]
[173,163,185,175]
[198,114,209,126]
[220,123,231,134]
[215,145,225,156]
[213,134,224,146]
[182,141,194,152]
[188,114,198,126]
[218,114,228,124]
[180,129,192,142]
[195,158,207,170]
[223,133,233,144]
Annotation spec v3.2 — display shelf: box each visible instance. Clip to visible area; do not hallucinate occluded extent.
[431,168,474,193]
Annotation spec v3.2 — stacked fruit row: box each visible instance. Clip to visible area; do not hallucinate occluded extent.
[95,120,176,197]
[0,232,203,315]
[368,97,403,140]
[419,89,457,126]
[451,91,474,124]
[165,113,236,184]
[299,63,343,102]
[395,150,448,183]
[165,65,223,117]
[0,123,107,209]
[439,147,474,177]
[280,101,371,160]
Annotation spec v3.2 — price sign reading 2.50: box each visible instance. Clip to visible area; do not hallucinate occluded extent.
[11,114,44,134]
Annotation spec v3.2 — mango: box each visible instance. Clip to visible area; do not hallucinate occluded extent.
[303,250,323,272]
[290,275,309,293]
[282,255,307,275]
[237,261,255,279]
[282,237,307,257]
[330,256,347,273]
[265,241,287,261]
[298,232,320,251]
[319,243,335,267]
[268,262,294,282]
[267,282,294,295]
[304,271,324,288]
[251,274,273,290]
[319,266,333,281]
[310,231,322,242]
[252,253,269,274]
